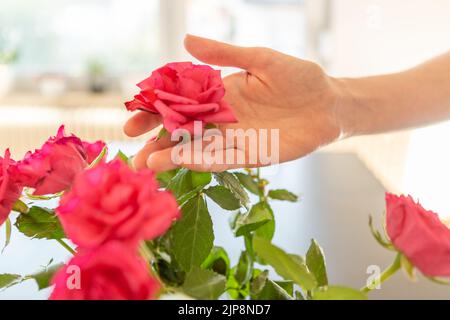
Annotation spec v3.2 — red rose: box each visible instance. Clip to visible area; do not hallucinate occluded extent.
[0,149,22,225]
[17,125,106,195]
[56,160,180,248]
[50,241,159,300]
[125,62,237,133]
[386,193,450,277]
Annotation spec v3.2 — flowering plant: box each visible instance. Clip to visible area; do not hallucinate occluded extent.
[1,62,450,300]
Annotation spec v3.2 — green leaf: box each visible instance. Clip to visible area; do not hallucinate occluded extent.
[250,271,293,300]
[226,266,250,300]
[235,202,273,237]
[201,246,230,276]
[156,169,179,188]
[234,251,253,286]
[169,195,214,271]
[2,217,12,252]
[0,274,21,289]
[214,172,249,207]
[234,172,259,195]
[15,206,65,240]
[268,189,298,202]
[312,286,367,300]
[306,239,328,287]
[253,236,317,290]
[182,266,226,300]
[254,202,275,241]
[204,185,241,210]
[167,169,211,204]
[29,264,62,290]
[157,127,169,140]
[274,280,294,296]
[191,171,212,188]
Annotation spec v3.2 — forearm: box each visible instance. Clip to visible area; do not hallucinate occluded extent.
[335,52,450,136]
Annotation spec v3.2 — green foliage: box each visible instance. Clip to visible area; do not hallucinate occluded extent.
[214,172,249,207]
[312,286,367,300]
[15,207,65,240]
[204,186,241,210]
[0,274,21,289]
[168,195,214,271]
[234,172,259,195]
[253,236,317,290]
[182,266,226,300]
[234,202,273,237]
[268,189,298,202]
[306,239,328,287]
[201,246,230,276]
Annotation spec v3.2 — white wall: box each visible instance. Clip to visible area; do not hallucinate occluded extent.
[323,0,450,216]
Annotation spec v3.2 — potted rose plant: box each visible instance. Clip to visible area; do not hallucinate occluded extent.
[1,62,449,300]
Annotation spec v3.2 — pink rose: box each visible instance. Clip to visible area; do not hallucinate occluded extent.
[125,62,237,133]
[386,193,450,277]
[0,149,22,225]
[50,241,159,300]
[56,160,180,248]
[17,125,106,195]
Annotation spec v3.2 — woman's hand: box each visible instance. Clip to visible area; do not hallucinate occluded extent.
[124,35,347,172]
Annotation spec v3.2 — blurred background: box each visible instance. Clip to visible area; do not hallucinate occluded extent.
[1,0,450,299]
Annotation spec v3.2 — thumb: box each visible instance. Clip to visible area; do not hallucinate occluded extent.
[184,34,268,73]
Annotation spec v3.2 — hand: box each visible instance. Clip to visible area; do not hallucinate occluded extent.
[124,35,346,172]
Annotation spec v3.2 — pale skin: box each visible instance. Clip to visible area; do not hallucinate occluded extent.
[124,34,450,172]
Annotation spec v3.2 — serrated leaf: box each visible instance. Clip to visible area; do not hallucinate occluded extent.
[191,171,211,188]
[254,202,275,241]
[15,206,65,240]
[253,236,317,290]
[250,271,293,300]
[306,239,328,287]
[204,185,241,210]
[201,246,230,276]
[268,189,298,202]
[169,195,213,271]
[214,172,249,207]
[182,266,226,300]
[156,169,179,188]
[0,274,21,289]
[234,172,259,195]
[29,264,62,290]
[167,169,210,204]
[235,202,272,237]
[312,286,367,300]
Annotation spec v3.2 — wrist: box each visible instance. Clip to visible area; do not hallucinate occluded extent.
[331,77,371,137]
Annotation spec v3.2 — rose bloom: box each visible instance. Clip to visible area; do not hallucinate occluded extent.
[56,160,180,248]
[386,193,450,277]
[50,241,159,300]
[17,125,105,195]
[125,62,237,133]
[0,149,23,225]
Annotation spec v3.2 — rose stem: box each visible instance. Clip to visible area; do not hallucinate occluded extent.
[55,238,76,255]
[361,252,402,293]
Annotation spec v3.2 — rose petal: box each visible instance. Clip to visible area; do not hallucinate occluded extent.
[170,103,220,116]
[154,89,198,105]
